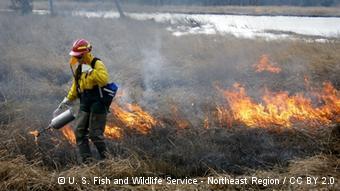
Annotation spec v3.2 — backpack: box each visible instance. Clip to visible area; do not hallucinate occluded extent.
[71,57,118,105]
[90,58,118,106]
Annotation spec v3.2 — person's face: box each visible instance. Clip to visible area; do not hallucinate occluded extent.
[69,55,84,71]
[74,55,84,64]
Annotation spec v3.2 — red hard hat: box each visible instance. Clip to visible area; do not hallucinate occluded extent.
[69,39,92,56]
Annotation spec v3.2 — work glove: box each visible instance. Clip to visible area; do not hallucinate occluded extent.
[53,97,73,117]
[81,64,93,74]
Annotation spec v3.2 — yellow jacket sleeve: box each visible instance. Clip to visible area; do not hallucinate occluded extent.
[87,60,109,87]
[66,78,78,101]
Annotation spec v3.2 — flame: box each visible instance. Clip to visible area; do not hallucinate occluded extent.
[177,120,190,129]
[61,125,76,144]
[29,130,40,144]
[29,130,40,137]
[170,105,190,129]
[59,102,158,143]
[254,54,281,73]
[104,125,123,139]
[216,105,233,128]
[220,82,339,128]
[110,102,158,134]
[60,125,123,145]
[204,115,209,129]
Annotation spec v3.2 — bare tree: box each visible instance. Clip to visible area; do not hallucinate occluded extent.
[114,0,125,18]
[49,0,54,15]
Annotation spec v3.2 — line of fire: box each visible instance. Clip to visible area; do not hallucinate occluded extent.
[30,54,339,144]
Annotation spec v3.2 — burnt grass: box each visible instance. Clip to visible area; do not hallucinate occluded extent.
[0,10,339,185]
[119,126,321,177]
[13,121,327,178]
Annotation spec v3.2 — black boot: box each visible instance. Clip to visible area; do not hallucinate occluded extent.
[94,141,108,160]
[78,141,92,163]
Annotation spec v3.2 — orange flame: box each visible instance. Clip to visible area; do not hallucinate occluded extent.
[216,105,233,128]
[110,102,158,134]
[29,130,40,144]
[204,115,209,129]
[177,120,190,129]
[221,82,339,128]
[104,125,123,139]
[61,124,123,144]
[254,54,281,74]
[61,125,76,144]
[29,130,40,137]
[170,105,190,129]
[58,100,159,143]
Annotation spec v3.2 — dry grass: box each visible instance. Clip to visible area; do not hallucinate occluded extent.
[0,11,339,190]
[0,150,338,190]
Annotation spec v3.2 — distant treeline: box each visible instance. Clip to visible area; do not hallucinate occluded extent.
[123,0,340,6]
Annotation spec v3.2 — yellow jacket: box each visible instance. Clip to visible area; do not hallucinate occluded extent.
[67,53,109,101]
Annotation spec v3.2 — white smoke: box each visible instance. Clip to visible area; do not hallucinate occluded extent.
[141,34,166,102]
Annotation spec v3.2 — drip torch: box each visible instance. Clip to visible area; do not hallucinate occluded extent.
[34,108,76,137]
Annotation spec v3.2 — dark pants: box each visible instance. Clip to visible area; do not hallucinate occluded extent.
[75,88,108,162]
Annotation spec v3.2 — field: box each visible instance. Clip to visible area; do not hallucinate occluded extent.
[0,9,339,191]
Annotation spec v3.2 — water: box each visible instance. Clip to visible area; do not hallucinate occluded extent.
[128,13,340,39]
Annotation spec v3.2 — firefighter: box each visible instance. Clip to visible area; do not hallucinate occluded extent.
[54,39,109,163]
